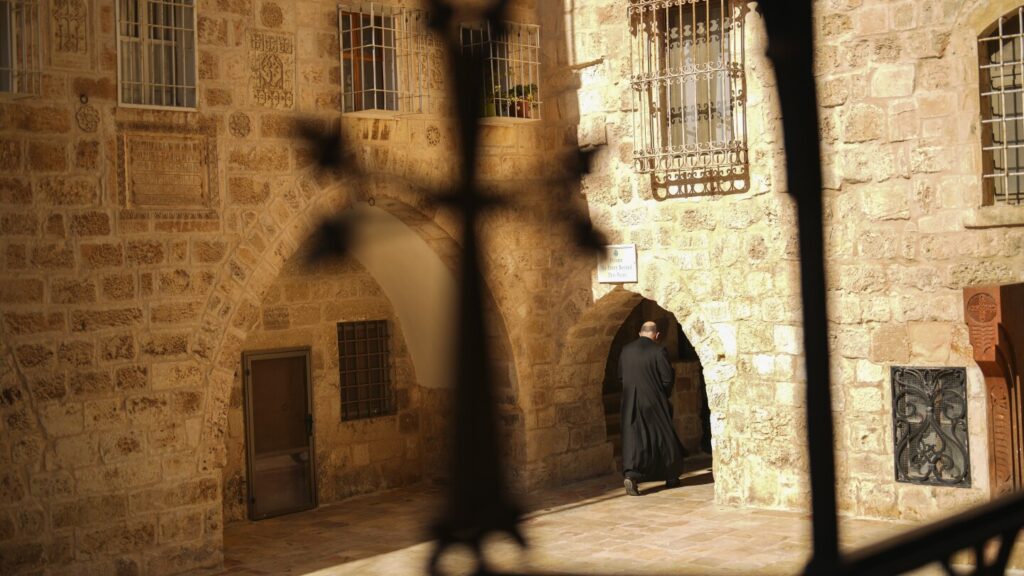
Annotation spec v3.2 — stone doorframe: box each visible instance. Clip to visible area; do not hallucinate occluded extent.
[539,284,736,497]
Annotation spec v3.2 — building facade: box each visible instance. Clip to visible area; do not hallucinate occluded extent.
[1,0,1023,574]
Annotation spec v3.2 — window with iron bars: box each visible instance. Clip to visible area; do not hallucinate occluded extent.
[337,320,395,421]
[116,0,197,109]
[461,21,541,122]
[980,6,1024,206]
[0,0,41,96]
[339,3,433,116]
[629,0,746,192]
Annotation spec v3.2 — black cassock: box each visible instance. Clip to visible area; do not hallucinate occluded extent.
[619,337,688,480]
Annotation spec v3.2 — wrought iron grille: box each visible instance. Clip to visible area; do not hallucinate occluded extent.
[629,0,747,192]
[337,319,394,421]
[0,0,40,95]
[980,7,1024,206]
[892,366,971,488]
[116,0,198,108]
[461,21,541,121]
[339,3,434,115]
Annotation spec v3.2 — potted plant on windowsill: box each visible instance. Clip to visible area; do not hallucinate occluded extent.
[483,84,505,117]
[507,83,537,119]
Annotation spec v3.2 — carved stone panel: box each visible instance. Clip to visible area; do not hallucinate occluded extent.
[964,284,1024,496]
[116,124,220,216]
[249,30,295,109]
[50,0,91,69]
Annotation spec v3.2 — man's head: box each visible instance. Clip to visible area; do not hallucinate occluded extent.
[639,321,659,341]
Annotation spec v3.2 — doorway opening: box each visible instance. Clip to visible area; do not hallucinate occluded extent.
[242,347,317,520]
[602,299,712,470]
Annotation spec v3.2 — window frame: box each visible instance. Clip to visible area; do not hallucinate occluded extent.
[115,0,199,111]
[338,3,433,117]
[337,319,396,422]
[628,0,748,192]
[460,19,542,123]
[978,6,1024,207]
[0,0,41,97]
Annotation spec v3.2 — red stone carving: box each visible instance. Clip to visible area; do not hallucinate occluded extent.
[963,284,1024,497]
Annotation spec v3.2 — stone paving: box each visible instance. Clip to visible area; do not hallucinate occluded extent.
[214,465,1016,576]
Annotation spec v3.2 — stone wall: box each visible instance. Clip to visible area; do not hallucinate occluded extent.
[567,0,1024,521]
[221,254,426,523]
[0,0,588,573]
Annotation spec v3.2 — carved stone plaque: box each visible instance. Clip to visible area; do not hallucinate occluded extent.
[50,0,91,69]
[116,127,219,212]
[963,284,1024,496]
[249,30,295,109]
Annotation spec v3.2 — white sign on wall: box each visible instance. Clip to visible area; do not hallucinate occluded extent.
[597,244,638,283]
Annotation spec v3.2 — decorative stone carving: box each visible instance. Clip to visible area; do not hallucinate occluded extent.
[963,284,1024,497]
[249,31,295,110]
[50,0,91,69]
[426,126,441,147]
[229,112,252,138]
[116,123,220,215]
[261,3,284,29]
[75,105,99,133]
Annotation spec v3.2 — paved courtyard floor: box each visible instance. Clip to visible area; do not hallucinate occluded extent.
[215,464,1018,576]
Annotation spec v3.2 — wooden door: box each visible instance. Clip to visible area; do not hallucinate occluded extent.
[243,348,317,519]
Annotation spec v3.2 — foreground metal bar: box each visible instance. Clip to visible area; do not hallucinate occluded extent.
[843,490,1024,575]
[757,3,840,574]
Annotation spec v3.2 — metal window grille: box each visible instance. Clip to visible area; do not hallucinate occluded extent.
[891,366,971,488]
[980,7,1024,206]
[337,320,394,421]
[339,3,433,116]
[0,0,41,95]
[116,0,197,109]
[461,21,541,121]
[629,0,746,191]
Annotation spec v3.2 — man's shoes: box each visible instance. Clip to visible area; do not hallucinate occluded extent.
[664,476,681,489]
[623,477,641,496]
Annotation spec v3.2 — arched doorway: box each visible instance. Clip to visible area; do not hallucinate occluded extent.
[602,298,713,469]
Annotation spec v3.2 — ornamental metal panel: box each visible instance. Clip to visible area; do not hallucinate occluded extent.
[891,366,971,488]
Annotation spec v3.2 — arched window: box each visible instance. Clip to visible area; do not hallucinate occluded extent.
[979,7,1024,206]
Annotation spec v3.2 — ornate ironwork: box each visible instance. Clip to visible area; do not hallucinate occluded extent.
[628,0,748,193]
[891,366,971,488]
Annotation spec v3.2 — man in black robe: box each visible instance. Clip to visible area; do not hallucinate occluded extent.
[619,321,688,496]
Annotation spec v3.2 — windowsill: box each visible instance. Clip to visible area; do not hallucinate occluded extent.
[478,115,540,126]
[964,205,1024,228]
[342,109,404,119]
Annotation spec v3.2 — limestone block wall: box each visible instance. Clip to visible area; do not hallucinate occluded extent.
[565,1,809,511]
[0,0,595,573]
[566,0,1024,522]
[221,254,426,523]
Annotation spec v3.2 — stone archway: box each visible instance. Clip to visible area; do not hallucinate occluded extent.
[187,173,523,514]
[536,280,735,495]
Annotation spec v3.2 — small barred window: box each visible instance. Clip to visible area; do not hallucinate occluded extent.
[980,7,1024,206]
[629,0,746,194]
[461,21,541,122]
[337,320,394,421]
[0,0,41,95]
[339,3,433,116]
[116,0,197,109]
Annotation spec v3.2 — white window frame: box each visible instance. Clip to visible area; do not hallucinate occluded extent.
[115,0,198,110]
[460,20,542,124]
[338,2,433,117]
[0,0,41,97]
